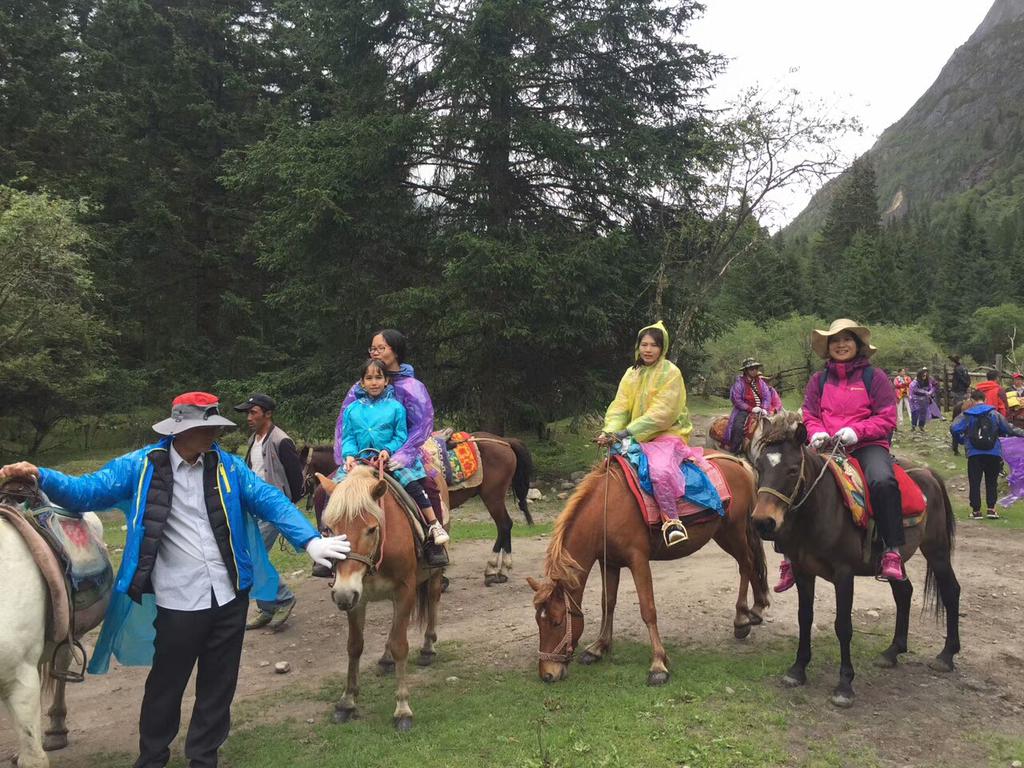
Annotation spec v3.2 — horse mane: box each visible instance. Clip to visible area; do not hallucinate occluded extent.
[757,412,804,448]
[535,462,610,606]
[322,466,384,529]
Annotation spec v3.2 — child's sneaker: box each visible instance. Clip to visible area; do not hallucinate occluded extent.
[878,551,906,581]
[774,560,795,593]
[428,521,450,545]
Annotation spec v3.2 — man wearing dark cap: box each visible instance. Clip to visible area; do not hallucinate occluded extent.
[234,393,304,630]
[0,392,350,768]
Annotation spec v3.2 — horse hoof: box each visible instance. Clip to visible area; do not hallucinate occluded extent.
[830,691,855,709]
[929,655,955,673]
[394,715,414,732]
[417,651,435,667]
[647,671,670,686]
[484,574,499,587]
[378,660,396,675]
[875,653,898,669]
[441,576,450,593]
[43,731,69,751]
[579,650,602,666]
[747,611,764,626]
[734,622,752,640]
[332,708,357,724]
[494,573,509,584]
[781,671,805,688]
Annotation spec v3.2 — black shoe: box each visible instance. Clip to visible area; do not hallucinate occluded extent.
[423,541,449,567]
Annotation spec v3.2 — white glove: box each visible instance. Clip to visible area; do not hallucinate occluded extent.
[809,432,830,449]
[752,407,766,416]
[835,427,858,446]
[306,535,351,568]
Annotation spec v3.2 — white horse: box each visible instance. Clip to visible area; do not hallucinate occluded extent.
[1,510,108,768]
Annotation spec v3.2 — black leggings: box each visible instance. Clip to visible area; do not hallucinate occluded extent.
[967,454,1002,512]
[402,479,432,512]
[851,444,905,549]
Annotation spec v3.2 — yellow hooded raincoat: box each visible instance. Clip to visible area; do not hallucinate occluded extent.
[602,321,692,443]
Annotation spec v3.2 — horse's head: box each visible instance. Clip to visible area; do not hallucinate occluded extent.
[318,467,388,611]
[751,412,808,540]
[527,576,584,683]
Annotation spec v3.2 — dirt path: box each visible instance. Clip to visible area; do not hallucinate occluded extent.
[5,418,1024,766]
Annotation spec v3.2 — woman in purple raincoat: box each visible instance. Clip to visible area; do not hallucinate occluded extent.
[725,358,782,453]
[908,367,940,432]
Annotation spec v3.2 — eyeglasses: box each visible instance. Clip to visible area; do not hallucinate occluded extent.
[368,345,390,354]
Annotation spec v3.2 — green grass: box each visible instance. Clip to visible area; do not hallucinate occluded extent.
[216,640,794,768]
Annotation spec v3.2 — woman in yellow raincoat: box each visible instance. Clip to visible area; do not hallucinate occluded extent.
[598,321,693,544]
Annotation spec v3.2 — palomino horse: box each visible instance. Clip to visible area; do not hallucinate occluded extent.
[0,502,109,768]
[305,432,533,585]
[751,414,960,708]
[317,467,445,731]
[529,453,767,685]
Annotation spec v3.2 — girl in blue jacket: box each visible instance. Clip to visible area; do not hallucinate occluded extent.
[951,389,1024,518]
[341,359,449,544]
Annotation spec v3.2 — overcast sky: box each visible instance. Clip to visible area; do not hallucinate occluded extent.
[689,0,994,226]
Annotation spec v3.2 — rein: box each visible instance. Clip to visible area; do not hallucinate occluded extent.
[326,454,388,576]
[757,441,844,511]
[537,588,584,664]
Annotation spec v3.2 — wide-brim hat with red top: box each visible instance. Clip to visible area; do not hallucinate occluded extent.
[810,318,878,360]
[152,392,238,436]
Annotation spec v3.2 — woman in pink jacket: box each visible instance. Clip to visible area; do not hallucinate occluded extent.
[775,318,903,592]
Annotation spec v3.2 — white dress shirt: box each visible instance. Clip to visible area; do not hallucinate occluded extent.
[249,433,266,480]
[151,444,237,611]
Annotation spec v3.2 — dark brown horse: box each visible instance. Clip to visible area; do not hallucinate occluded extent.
[751,414,960,708]
[317,467,445,732]
[529,454,768,685]
[303,433,533,584]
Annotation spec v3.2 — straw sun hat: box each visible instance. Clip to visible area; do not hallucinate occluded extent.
[810,318,877,360]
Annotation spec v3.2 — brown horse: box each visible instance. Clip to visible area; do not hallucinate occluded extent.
[528,454,767,686]
[317,466,445,731]
[304,432,534,584]
[751,414,960,708]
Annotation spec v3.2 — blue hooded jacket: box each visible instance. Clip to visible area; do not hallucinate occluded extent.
[38,438,319,673]
[950,404,1024,457]
[340,385,426,482]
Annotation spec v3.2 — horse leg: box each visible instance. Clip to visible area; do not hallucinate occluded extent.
[389,587,415,732]
[484,490,514,586]
[713,524,755,638]
[580,563,621,665]
[484,550,502,587]
[4,661,48,768]
[830,574,856,708]
[418,573,444,667]
[333,604,366,723]
[629,559,669,686]
[497,525,513,583]
[878,579,913,668]
[378,603,396,674]
[929,563,962,673]
[783,571,816,687]
[42,666,67,752]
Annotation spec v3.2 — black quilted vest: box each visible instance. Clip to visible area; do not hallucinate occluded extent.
[127,448,239,603]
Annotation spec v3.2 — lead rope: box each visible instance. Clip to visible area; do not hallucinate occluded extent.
[792,441,845,510]
[601,445,611,629]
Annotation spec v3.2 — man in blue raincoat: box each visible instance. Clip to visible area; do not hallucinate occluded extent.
[0,392,351,768]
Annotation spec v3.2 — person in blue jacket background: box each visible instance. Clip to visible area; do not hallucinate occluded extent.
[0,392,350,768]
[951,389,1024,520]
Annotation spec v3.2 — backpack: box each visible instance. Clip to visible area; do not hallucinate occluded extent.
[968,411,999,451]
[818,365,875,398]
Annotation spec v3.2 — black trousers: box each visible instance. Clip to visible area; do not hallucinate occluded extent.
[967,454,1002,512]
[134,591,248,768]
[851,444,905,549]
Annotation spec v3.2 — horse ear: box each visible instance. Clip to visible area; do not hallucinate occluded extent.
[315,472,337,495]
[371,480,387,500]
[793,421,808,446]
[526,576,542,592]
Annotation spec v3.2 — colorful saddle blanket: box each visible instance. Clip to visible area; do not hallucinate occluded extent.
[425,431,483,489]
[826,458,927,530]
[613,453,733,527]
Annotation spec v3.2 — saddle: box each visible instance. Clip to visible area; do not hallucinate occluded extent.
[612,454,733,529]
[825,457,927,530]
[379,474,449,568]
[425,431,483,490]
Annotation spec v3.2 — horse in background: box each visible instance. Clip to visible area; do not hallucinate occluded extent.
[529,453,768,685]
[0,498,109,768]
[751,413,960,708]
[302,432,534,585]
[317,467,445,731]
[707,411,772,465]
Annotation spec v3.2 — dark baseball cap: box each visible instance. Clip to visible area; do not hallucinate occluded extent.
[233,393,277,412]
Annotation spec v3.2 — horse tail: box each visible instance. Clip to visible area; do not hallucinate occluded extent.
[923,468,957,621]
[507,438,535,526]
[414,578,432,629]
[745,507,769,599]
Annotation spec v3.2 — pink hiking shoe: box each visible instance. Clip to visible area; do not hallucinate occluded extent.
[878,550,906,581]
[773,560,795,593]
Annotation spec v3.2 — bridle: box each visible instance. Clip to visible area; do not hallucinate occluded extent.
[325,453,387,579]
[537,587,585,664]
[757,441,843,511]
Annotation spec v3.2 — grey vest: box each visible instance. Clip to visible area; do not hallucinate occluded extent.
[246,425,291,496]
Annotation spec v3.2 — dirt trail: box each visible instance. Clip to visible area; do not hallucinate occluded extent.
[5,418,1024,766]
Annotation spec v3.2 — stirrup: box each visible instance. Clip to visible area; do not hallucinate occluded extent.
[662,519,688,547]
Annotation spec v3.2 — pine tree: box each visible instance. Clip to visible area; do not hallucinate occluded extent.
[817,156,881,264]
